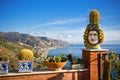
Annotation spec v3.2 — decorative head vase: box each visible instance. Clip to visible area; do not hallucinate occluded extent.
[83,10,104,49]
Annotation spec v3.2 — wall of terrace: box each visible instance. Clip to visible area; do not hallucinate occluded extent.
[0,69,88,80]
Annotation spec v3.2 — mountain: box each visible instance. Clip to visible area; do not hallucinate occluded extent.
[0,32,70,48]
[40,37,70,48]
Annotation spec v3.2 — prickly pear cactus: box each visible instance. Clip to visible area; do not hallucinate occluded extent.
[18,49,34,61]
[83,10,104,49]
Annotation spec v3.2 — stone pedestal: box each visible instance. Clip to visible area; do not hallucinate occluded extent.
[82,49,108,80]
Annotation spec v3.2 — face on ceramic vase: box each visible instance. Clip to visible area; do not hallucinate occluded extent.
[88,31,98,45]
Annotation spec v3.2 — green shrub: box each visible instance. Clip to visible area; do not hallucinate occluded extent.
[45,53,67,62]
[66,53,83,64]
[0,55,9,61]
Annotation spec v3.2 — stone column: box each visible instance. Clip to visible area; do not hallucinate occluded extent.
[82,49,108,80]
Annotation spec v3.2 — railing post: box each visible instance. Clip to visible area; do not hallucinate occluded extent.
[99,53,103,80]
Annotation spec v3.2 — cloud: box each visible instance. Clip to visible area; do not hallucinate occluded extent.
[45,28,85,43]
[30,15,119,30]
[30,17,87,29]
[104,30,120,41]
[102,25,120,41]
[66,35,72,38]
[42,17,87,26]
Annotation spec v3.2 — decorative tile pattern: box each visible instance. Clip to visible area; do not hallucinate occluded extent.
[0,62,8,74]
[18,61,32,72]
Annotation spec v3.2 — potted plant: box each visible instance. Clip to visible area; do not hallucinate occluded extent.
[18,49,34,72]
[67,53,84,70]
[0,55,9,74]
[44,53,67,71]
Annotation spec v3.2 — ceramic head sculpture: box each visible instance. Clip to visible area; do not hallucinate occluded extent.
[83,10,104,49]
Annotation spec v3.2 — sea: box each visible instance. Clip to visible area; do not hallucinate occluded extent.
[48,44,120,57]
[47,44,120,68]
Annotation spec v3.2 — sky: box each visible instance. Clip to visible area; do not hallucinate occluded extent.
[0,0,120,44]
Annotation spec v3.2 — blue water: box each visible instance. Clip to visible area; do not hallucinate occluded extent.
[48,44,120,58]
[47,44,120,68]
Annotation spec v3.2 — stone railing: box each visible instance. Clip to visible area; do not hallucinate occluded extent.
[0,68,88,80]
